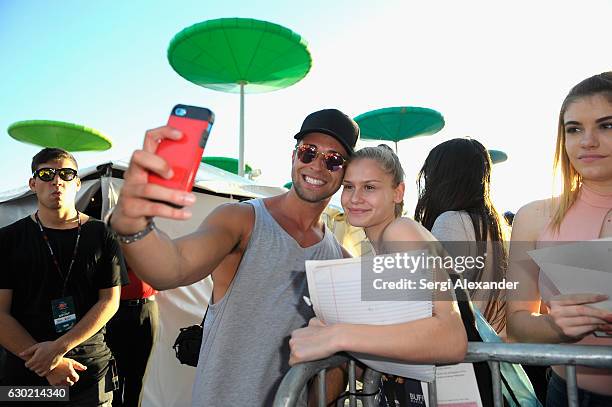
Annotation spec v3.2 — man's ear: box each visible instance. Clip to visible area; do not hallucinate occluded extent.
[393,181,405,204]
[28,178,36,192]
[75,177,81,191]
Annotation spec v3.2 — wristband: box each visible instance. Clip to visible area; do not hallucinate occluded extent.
[107,208,156,244]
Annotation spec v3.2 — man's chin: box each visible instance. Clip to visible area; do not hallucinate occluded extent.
[43,199,66,210]
[294,186,335,204]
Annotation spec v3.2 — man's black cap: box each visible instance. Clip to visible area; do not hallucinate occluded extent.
[294,109,360,156]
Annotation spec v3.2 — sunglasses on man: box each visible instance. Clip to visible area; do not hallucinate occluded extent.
[296,144,346,172]
[32,168,78,182]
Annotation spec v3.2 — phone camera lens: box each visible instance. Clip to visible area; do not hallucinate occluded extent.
[175,107,187,117]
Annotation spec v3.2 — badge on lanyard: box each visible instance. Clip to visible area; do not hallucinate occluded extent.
[51,296,77,333]
[35,211,82,334]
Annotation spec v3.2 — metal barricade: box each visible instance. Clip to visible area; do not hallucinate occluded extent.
[272,342,612,407]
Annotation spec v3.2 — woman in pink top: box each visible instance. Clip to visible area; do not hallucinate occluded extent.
[507,72,612,406]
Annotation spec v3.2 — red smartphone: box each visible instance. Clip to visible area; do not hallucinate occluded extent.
[148,104,214,195]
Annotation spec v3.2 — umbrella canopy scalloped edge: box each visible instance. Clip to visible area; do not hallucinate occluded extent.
[167,17,312,94]
[7,120,112,152]
[354,106,445,142]
[201,156,253,175]
[488,149,508,164]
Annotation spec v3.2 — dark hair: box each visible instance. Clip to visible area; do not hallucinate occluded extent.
[31,147,78,173]
[551,72,612,231]
[414,138,507,331]
[352,144,405,217]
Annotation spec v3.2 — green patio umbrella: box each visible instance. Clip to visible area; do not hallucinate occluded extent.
[7,120,112,151]
[168,18,312,176]
[283,181,292,189]
[488,149,508,164]
[354,107,445,152]
[202,156,253,175]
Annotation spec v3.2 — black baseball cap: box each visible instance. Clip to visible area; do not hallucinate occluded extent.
[294,109,360,156]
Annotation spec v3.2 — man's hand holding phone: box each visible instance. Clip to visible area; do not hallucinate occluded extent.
[110,104,214,237]
[110,126,196,235]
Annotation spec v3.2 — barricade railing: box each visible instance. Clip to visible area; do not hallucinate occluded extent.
[272,342,612,407]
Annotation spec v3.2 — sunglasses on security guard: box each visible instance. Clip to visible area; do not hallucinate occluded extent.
[296,144,346,172]
[33,168,78,182]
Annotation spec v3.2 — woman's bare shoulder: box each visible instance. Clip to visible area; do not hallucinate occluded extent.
[512,198,556,240]
[382,217,434,242]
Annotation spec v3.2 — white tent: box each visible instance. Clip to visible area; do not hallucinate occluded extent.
[0,158,287,228]
[0,159,286,407]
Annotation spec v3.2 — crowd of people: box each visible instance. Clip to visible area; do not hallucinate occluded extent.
[0,71,610,406]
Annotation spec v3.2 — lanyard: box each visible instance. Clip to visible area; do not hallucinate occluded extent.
[35,211,82,296]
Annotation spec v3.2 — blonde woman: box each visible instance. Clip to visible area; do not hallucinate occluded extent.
[289,145,467,371]
[507,72,612,406]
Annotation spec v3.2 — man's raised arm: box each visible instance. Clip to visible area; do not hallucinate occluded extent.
[110,126,245,290]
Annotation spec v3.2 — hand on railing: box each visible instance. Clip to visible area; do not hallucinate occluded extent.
[289,318,339,366]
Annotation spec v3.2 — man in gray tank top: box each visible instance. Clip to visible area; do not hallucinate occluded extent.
[110,109,359,406]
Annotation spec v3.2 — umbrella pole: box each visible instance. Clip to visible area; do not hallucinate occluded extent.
[239,82,245,177]
[394,141,398,154]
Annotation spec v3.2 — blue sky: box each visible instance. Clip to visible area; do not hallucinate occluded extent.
[1,0,611,213]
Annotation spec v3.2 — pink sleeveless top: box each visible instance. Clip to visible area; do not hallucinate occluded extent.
[536,184,612,394]
[537,185,612,301]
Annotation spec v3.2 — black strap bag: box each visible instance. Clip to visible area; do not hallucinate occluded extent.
[172,308,207,367]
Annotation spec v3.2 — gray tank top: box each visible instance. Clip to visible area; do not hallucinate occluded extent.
[191,198,343,407]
